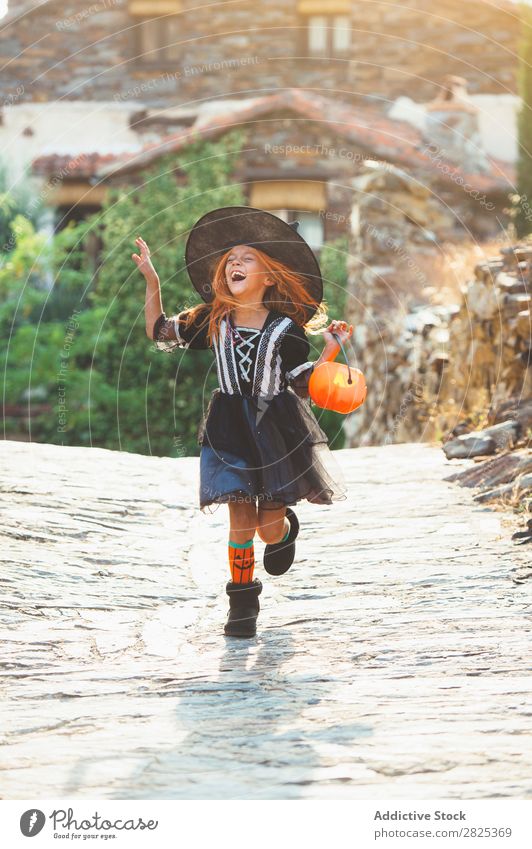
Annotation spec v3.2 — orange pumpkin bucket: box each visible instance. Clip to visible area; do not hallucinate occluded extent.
[308,332,367,414]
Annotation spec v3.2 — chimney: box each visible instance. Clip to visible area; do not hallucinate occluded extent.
[423,75,490,174]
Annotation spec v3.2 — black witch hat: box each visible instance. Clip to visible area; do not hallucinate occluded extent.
[184,206,323,321]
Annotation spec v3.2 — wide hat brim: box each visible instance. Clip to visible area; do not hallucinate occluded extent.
[184,206,323,321]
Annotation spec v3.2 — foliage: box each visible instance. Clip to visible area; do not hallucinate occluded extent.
[2,132,246,455]
[2,139,354,456]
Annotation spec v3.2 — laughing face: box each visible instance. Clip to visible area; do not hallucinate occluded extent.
[224,245,273,303]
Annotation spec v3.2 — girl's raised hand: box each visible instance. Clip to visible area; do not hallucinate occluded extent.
[131,236,157,281]
[323,320,353,347]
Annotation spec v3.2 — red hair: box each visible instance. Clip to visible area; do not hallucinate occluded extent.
[180,245,328,346]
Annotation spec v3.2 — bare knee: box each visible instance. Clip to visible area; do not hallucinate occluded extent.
[256,507,288,544]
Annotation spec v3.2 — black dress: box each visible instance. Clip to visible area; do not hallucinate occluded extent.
[153,307,348,514]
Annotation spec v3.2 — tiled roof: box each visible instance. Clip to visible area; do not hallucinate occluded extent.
[32,151,132,179]
[31,88,515,193]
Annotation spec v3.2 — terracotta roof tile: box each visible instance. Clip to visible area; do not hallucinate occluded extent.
[31,88,515,193]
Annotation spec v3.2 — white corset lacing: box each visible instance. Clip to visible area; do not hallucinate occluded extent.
[233,327,260,382]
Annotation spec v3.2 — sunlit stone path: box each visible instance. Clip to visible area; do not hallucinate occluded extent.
[0,439,530,800]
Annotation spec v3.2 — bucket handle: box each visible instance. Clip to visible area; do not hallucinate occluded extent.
[331,331,353,385]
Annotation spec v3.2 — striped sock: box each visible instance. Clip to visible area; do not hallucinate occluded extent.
[228,538,255,584]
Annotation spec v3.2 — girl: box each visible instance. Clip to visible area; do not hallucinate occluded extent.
[132,207,352,639]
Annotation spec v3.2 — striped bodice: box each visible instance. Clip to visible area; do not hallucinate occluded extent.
[212,313,294,396]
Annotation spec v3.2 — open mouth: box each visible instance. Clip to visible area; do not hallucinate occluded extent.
[230,269,246,282]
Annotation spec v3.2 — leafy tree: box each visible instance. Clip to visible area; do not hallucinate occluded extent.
[2,131,247,455]
[2,133,352,456]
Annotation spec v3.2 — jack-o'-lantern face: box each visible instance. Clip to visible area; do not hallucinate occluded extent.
[309,363,367,414]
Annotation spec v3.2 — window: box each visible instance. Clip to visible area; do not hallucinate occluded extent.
[308,16,328,55]
[135,14,181,64]
[270,209,324,251]
[249,182,326,249]
[302,14,351,58]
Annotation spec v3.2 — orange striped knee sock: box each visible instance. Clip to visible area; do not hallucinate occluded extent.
[228,538,255,584]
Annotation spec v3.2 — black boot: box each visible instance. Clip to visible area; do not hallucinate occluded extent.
[224,578,263,638]
[263,507,300,576]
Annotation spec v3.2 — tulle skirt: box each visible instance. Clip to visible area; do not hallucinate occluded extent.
[197,388,348,514]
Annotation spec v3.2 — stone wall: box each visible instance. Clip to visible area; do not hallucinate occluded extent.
[443,246,532,421]
[0,0,519,106]
[343,162,457,447]
[344,172,532,448]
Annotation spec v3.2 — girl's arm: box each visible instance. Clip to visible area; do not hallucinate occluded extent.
[131,236,176,340]
[145,274,169,340]
[132,237,211,352]
[318,320,353,364]
[295,320,352,380]
[313,340,341,368]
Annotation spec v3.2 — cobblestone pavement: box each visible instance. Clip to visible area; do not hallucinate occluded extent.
[0,440,530,800]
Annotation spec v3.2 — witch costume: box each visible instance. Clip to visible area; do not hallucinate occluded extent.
[151,206,348,515]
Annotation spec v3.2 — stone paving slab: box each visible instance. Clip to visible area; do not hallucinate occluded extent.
[0,440,530,800]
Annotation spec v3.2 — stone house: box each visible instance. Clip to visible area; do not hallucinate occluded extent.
[0,1,519,245]
[1,0,519,104]
[31,83,514,247]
